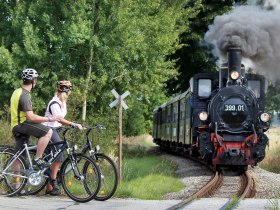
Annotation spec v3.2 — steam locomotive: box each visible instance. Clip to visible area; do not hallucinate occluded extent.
[152,47,270,169]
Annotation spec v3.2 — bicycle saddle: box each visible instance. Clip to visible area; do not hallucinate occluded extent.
[13,131,30,141]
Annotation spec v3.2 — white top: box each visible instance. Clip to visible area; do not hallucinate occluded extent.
[42,95,67,128]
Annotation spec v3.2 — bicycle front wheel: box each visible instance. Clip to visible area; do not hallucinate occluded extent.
[92,153,118,201]
[0,150,27,196]
[60,153,101,203]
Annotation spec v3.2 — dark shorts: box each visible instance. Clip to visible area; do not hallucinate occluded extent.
[49,128,64,162]
[12,121,50,152]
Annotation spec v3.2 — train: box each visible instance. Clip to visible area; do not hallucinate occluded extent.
[152,47,270,170]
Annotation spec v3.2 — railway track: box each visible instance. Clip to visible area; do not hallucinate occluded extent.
[239,171,255,199]
[168,165,256,210]
[211,169,255,199]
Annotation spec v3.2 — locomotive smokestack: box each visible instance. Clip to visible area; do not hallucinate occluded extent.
[227,47,242,85]
[228,47,241,73]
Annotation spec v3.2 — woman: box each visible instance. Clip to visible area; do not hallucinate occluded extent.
[42,80,83,195]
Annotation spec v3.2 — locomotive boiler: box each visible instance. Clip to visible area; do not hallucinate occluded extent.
[152,47,270,169]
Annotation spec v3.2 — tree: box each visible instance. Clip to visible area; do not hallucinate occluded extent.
[125,102,146,136]
[168,0,247,94]
[0,0,194,135]
[265,81,280,114]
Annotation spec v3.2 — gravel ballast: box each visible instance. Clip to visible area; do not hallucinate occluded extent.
[162,153,280,199]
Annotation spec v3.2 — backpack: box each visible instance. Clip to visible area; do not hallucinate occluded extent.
[48,101,61,115]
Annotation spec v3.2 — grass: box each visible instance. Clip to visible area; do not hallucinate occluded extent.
[115,156,184,199]
[122,134,156,157]
[225,196,239,210]
[266,198,280,210]
[259,127,280,173]
[114,135,185,199]
[265,192,280,210]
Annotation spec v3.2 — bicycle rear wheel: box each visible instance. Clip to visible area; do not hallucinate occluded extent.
[0,150,27,196]
[0,146,50,196]
[60,153,101,203]
[92,153,118,201]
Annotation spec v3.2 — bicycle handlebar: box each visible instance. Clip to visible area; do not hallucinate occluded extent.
[57,124,106,138]
[94,124,106,130]
[84,124,106,136]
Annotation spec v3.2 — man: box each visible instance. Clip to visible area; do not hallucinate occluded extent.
[10,68,60,168]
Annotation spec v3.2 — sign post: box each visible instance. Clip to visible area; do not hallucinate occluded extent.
[109,89,130,183]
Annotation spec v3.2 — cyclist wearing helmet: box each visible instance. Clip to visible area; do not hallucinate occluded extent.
[10,68,61,168]
[42,80,83,195]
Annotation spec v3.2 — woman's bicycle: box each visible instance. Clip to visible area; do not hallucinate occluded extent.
[0,127,101,203]
[81,124,118,201]
[27,124,119,201]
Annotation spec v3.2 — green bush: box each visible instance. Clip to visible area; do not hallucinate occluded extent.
[0,114,14,146]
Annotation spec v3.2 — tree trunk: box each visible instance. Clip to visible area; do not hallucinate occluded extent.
[82,0,100,121]
[82,47,93,121]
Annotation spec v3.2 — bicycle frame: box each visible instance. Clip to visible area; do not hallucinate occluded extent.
[1,128,80,184]
[46,128,83,178]
[81,126,104,156]
[1,143,36,178]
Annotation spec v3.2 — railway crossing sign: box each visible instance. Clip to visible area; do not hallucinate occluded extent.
[109,89,130,183]
[109,89,130,110]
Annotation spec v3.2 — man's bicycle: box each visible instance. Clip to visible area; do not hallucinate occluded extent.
[0,127,101,203]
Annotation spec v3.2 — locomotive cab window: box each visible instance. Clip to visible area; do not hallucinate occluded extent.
[198,79,212,98]
[248,80,260,98]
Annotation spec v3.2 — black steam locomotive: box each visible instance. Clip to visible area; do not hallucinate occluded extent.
[152,47,270,169]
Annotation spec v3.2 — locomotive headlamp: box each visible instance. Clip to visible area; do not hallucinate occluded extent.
[260,113,270,122]
[230,71,239,80]
[199,111,208,121]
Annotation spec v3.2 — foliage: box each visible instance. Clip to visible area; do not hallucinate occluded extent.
[0,118,14,146]
[265,81,280,114]
[124,101,146,136]
[0,0,190,138]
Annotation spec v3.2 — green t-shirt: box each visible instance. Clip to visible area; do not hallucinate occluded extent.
[10,88,33,128]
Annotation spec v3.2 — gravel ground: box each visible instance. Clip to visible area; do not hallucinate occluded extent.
[162,153,280,199]
[249,166,280,198]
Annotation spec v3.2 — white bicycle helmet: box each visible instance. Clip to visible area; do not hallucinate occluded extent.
[22,68,38,82]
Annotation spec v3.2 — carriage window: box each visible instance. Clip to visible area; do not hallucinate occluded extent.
[198,79,211,97]
[248,80,260,98]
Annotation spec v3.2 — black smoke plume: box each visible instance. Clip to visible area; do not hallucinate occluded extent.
[204,4,280,80]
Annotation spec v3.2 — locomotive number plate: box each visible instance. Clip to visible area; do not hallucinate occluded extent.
[224,104,245,111]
